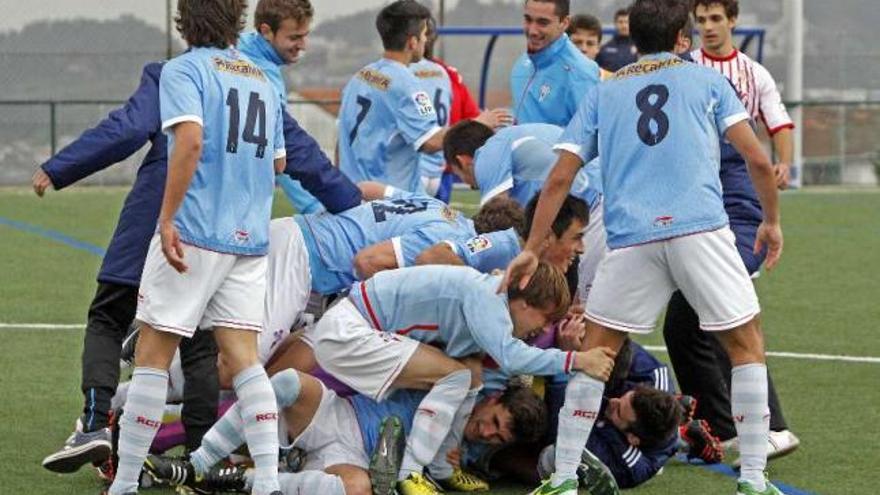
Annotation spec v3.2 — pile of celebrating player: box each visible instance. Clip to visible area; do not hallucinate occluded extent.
[34,0,799,494]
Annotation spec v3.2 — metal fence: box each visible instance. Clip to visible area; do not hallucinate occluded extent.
[1,99,877,187]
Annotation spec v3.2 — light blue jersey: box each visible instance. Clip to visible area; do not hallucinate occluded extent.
[350,389,424,456]
[510,34,600,127]
[448,228,522,274]
[294,191,474,295]
[159,47,285,255]
[338,58,441,193]
[411,58,452,180]
[555,53,749,248]
[349,266,573,376]
[474,124,600,209]
[238,32,322,213]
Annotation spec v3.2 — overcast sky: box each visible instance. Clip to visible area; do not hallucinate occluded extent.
[0,0,469,34]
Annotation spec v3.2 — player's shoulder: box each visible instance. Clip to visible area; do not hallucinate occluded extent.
[351,59,400,93]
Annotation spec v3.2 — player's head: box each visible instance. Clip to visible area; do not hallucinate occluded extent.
[629,0,690,55]
[507,261,571,339]
[605,385,683,450]
[567,14,602,60]
[464,382,548,445]
[175,0,247,49]
[423,15,439,60]
[255,0,313,64]
[675,13,695,55]
[693,0,738,53]
[522,0,571,53]
[524,194,588,273]
[443,120,495,188]
[473,196,526,237]
[614,7,631,37]
[376,0,432,63]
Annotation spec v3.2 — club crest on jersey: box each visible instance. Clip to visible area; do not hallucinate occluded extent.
[539,84,552,102]
[440,206,458,222]
[234,229,250,242]
[412,91,435,116]
[466,235,493,253]
[654,216,674,228]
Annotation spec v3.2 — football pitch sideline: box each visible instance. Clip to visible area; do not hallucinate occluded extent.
[0,186,878,494]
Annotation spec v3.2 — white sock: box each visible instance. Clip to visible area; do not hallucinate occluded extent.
[234,364,280,494]
[428,386,481,479]
[551,372,604,485]
[732,363,769,491]
[190,402,244,475]
[399,369,471,480]
[108,367,168,494]
[259,471,345,494]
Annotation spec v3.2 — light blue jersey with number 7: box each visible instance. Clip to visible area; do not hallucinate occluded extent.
[159,46,285,256]
[338,58,442,193]
[555,52,749,249]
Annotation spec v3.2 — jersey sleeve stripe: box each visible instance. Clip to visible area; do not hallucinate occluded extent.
[722,112,750,131]
[391,237,407,268]
[553,142,582,157]
[358,282,384,331]
[413,125,443,151]
[766,122,795,136]
[480,178,514,206]
[161,114,203,133]
[273,148,287,159]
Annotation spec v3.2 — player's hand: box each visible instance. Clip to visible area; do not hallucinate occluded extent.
[446,447,461,469]
[498,248,539,293]
[159,220,188,273]
[754,221,783,271]
[572,347,616,381]
[774,162,791,190]
[474,108,514,129]
[32,168,53,197]
[557,314,586,351]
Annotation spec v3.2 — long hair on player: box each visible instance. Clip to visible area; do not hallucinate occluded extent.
[175,0,248,49]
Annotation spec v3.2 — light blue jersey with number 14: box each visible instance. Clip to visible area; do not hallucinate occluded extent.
[338,58,441,193]
[555,52,749,249]
[159,46,285,256]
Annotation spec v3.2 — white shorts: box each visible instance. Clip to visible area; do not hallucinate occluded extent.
[585,227,760,333]
[577,199,607,305]
[136,234,266,338]
[259,218,312,364]
[302,299,419,402]
[284,383,369,470]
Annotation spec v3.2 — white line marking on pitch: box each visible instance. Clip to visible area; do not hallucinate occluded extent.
[642,345,880,364]
[0,323,84,329]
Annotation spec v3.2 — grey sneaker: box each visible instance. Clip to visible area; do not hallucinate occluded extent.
[369,415,405,495]
[42,418,112,473]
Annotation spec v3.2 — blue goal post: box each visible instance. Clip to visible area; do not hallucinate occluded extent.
[436,26,765,108]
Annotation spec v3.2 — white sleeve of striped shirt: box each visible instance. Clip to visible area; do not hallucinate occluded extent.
[753,62,794,135]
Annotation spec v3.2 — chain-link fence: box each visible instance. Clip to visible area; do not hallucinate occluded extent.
[1,0,878,186]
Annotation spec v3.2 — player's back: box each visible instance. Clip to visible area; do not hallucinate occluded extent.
[349,265,508,358]
[296,193,473,293]
[338,59,439,193]
[595,53,747,247]
[160,47,283,255]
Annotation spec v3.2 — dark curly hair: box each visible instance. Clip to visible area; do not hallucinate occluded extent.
[498,382,548,444]
[628,385,684,450]
[176,0,247,49]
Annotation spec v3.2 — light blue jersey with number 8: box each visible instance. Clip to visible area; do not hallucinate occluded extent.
[555,52,749,249]
[159,46,285,256]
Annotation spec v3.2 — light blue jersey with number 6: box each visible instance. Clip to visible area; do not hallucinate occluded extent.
[159,46,285,256]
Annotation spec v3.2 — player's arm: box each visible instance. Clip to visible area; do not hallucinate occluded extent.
[418,108,513,153]
[415,241,465,266]
[501,88,598,291]
[159,121,202,272]
[353,240,399,280]
[755,64,795,190]
[34,62,163,196]
[358,181,393,201]
[770,127,793,189]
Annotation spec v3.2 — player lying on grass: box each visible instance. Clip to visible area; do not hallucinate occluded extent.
[265,262,615,495]
[143,370,548,495]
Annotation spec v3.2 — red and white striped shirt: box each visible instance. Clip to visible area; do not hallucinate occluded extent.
[690,48,794,135]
